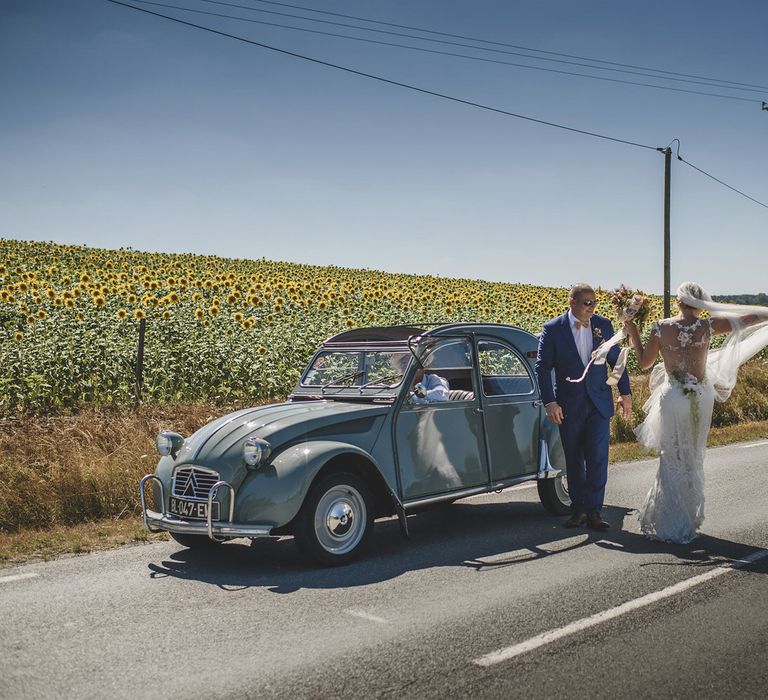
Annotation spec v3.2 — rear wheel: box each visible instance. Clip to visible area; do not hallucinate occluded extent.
[294,471,374,566]
[169,532,220,549]
[537,474,571,515]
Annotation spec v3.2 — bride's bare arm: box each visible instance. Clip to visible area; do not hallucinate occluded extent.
[711,314,766,335]
[623,319,659,370]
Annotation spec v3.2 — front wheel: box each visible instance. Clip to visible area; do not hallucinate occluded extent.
[537,474,571,515]
[294,471,374,566]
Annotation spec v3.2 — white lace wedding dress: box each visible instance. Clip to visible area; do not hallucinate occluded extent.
[635,318,715,544]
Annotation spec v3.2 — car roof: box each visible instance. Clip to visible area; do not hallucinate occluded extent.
[323,325,429,345]
[323,323,537,347]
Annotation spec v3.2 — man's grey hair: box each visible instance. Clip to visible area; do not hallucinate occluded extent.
[569,283,594,300]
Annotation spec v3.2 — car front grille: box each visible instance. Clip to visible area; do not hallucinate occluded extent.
[172,467,220,500]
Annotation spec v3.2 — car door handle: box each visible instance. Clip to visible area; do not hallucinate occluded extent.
[473,407,484,414]
[532,400,543,407]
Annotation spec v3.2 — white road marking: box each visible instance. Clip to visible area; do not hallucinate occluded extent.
[473,547,768,667]
[344,609,388,624]
[0,572,39,585]
[736,441,767,449]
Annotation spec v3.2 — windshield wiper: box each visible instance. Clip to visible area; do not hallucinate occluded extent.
[358,372,403,391]
[320,370,365,392]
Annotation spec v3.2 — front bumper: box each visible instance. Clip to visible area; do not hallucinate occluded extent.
[140,474,273,541]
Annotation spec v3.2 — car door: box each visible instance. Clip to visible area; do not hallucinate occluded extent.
[394,337,490,500]
[476,337,540,481]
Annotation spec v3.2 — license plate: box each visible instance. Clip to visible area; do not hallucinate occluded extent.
[168,496,220,521]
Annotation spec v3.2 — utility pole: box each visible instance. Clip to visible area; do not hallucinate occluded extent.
[663,147,671,318]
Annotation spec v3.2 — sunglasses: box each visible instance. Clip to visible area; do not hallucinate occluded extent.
[581,300,596,307]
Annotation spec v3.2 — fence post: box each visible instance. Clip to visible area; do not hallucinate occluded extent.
[134,317,146,408]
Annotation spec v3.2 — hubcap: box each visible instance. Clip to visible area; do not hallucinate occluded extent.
[556,475,570,504]
[314,484,367,555]
[327,502,354,536]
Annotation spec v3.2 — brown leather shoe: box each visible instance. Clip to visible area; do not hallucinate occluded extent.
[565,512,587,528]
[586,513,610,530]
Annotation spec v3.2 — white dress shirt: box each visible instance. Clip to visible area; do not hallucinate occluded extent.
[568,309,592,367]
[411,373,450,404]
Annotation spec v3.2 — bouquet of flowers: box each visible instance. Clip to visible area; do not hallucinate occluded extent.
[610,284,651,326]
[567,284,648,385]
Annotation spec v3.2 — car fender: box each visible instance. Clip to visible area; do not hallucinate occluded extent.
[234,440,386,528]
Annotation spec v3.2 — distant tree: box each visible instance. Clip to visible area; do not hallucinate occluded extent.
[712,293,768,306]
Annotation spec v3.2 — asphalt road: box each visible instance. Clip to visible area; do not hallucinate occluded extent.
[2,440,767,699]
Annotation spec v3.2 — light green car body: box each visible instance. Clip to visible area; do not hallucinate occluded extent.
[141,323,568,559]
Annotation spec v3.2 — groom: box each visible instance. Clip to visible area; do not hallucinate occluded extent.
[535,283,632,529]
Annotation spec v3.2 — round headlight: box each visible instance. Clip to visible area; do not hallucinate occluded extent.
[243,438,271,468]
[156,430,184,457]
[156,431,173,456]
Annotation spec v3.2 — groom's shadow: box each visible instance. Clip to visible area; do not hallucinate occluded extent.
[464,505,768,574]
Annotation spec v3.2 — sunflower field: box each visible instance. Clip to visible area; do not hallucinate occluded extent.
[1,238,665,414]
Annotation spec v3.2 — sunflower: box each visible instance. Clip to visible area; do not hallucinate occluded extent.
[195,308,205,320]
[134,308,146,320]
[116,308,127,319]
[14,332,23,341]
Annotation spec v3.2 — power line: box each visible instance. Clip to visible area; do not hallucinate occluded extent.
[235,0,768,92]
[188,0,766,96]
[677,154,768,209]
[127,1,764,105]
[105,0,768,211]
[103,0,661,151]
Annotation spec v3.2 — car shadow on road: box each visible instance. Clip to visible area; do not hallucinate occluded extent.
[145,500,766,593]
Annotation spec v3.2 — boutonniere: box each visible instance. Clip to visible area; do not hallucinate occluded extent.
[592,326,602,343]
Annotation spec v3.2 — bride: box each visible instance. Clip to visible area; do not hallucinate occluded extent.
[623,282,768,544]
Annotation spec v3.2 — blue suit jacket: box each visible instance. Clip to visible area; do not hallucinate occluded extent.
[535,312,630,419]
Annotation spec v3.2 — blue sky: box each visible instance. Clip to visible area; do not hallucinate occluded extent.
[1,0,766,293]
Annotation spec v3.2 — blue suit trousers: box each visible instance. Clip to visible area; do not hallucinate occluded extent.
[558,397,610,515]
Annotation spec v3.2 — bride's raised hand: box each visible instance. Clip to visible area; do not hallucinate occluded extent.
[622,318,637,334]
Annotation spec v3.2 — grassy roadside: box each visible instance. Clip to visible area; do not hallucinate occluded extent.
[2,418,766,569]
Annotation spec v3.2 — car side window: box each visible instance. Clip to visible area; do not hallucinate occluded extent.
[411,338,475,402]
[478,340,534,396]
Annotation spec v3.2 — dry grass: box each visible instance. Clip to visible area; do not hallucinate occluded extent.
[0,518,168,567]
[0,401,263,534]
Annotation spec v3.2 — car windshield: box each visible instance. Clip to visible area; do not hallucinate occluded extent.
[302,350,412,388]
